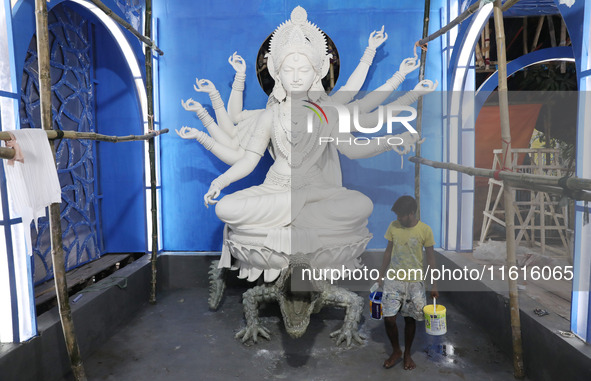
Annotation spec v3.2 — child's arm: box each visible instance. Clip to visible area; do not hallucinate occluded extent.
[378,240,394,287]
[425,246,439,299]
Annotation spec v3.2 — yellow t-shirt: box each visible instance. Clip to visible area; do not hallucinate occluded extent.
[384,220,435,282]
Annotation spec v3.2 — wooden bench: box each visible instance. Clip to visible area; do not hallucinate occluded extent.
[34,253,131,306]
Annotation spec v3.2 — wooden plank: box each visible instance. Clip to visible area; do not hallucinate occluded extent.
[525,280,571,320]
[35,254,130,306]
[528,276,572,301]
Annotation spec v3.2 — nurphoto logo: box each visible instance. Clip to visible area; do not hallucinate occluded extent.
[304,102,418,146]
[303,100,329,124]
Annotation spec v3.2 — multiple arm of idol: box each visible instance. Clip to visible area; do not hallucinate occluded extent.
[176,27,438,165]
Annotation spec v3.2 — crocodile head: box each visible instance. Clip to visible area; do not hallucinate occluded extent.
[276,254,321,338]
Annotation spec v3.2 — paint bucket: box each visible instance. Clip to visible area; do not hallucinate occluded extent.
[423,298,447,335]
[369,291,382,320]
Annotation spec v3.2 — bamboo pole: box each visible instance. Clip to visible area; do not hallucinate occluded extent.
[0,147,14,160]
[475,40,484,67]
[0,129,168,142]
[34,0,87,380]
[501,0,522,12]
[546,15,557,48]
[145,0,159,304]
[530,17,544,52]
[409,157,591,201]
[414,0,431,219]
[0,130,169,160]
[481,30,488,69]
[522,17,528,56]
[484,21,491,70]
[559,19,567,73]
[417,1,480,46]
[493,0,525,366]
[416,0,521,47]
[87,0,163,56]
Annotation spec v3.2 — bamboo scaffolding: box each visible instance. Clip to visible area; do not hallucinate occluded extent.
[560,19,567,73]
[428,3,540,360]
[479,149,576,255]
[416,0,521,47]
[493,11,524,374]
[0,129,168,141]
[417,1,480,46]
[547,16,557,47]
[145,0,159,305]
[409,157,591,197]
[412,1,531,377]
[531,16,544,52]
[34,0,87,380]
[523,17,528,56]
[0,130,169,160]
[501,0,522,12]
[475,39,484,67]
[415,0,431,219]
[88,0,163,56]
[0,147,14,160]
[484,21,491,70]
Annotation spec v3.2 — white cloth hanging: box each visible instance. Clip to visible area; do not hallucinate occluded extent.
[3,129,61,255]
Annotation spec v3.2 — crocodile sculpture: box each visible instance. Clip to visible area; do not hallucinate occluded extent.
[234,254,366,346]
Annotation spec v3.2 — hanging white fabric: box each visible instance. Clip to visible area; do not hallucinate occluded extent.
[3,129,61,255]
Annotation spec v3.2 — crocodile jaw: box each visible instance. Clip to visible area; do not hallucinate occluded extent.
[278,292,317,338]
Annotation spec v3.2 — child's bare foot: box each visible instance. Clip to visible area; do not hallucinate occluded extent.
[383,349,402,369]
[403,353,416,370]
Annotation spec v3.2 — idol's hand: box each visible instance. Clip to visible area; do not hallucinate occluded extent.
[392,131,425,155]
[175,126,202,140]
[204,181,223,207]
[413,79,438,96]
[368,25,388,49]
[228,52,246,74]
[181,98,204,113]
[398,57,420,75]
[194,78,217,93]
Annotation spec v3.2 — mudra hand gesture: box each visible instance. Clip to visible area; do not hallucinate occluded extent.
[175,126,202,140]
[413,79,438,96]
[398,57,420,75]
[204,181,222,207]
[392,131,425,155]
[368,25,388,49]
[181,98,204,113]
[228,52,246,74]
[194,78,216,93]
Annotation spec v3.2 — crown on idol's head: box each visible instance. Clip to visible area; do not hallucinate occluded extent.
[267,6,330,76]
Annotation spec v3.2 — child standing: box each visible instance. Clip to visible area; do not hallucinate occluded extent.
[378,195,438,370]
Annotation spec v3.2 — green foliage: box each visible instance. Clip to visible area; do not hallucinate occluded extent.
[513,62,577,91]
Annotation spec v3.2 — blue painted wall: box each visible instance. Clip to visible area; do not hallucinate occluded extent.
[11,0,445,254]
[92,18,146,253]
[12,0,147,253]
[156,0,445,251]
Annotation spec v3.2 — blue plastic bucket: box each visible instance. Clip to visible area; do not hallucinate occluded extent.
[369,291,383,320]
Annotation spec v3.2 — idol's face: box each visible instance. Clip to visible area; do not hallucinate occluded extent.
[279,53,317,95]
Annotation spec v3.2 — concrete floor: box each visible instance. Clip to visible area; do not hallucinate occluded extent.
[63,286,523,381]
